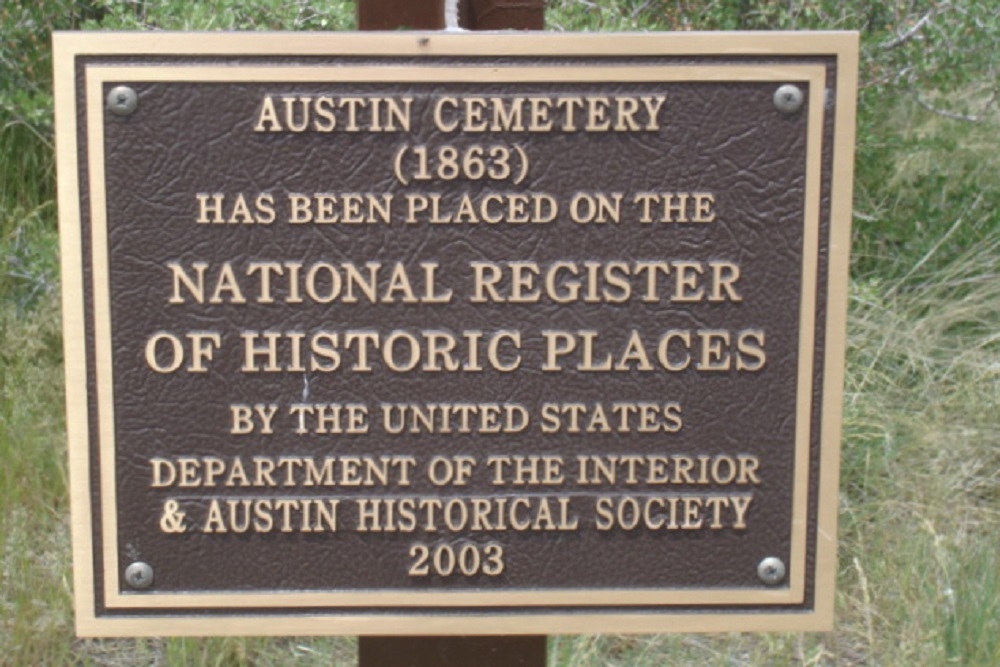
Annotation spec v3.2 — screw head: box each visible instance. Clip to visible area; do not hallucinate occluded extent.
[124,561,154,589]
[757,556,786,585]
[106,85,138,116]
[773,84,804,114]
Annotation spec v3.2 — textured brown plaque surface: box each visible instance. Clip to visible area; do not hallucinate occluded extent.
[55,32,857,637]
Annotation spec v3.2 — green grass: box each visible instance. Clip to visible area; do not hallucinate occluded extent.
[2,0,1000,664]
[838,239,1000,665]
[0,296,72,663]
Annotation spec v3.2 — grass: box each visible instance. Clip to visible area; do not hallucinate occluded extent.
[0,295,72,663]
[2,0,1000,665]
[838,240,1000,665]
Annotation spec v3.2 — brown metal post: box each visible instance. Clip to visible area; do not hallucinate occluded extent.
[357,0,544,31]
[359,636,547,666]
[357,0,443,30]
[356,1,546,665]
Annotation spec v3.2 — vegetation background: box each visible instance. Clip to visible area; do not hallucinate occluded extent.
[1,0,998,664]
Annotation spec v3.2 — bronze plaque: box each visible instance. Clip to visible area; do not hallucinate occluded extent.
[55,32,857,636]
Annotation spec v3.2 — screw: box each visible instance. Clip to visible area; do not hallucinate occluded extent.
[757,556,786,585]
[124,561,154,590]
[773,84,803,114]
[106,85,138,116]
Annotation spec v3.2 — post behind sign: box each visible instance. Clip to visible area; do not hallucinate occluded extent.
[357,0,545,31]
[356,3,547,665]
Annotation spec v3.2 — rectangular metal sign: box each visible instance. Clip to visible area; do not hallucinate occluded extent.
[55,32,857,636]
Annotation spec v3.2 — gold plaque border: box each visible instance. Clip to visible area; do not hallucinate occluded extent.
[55,31,857,637]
